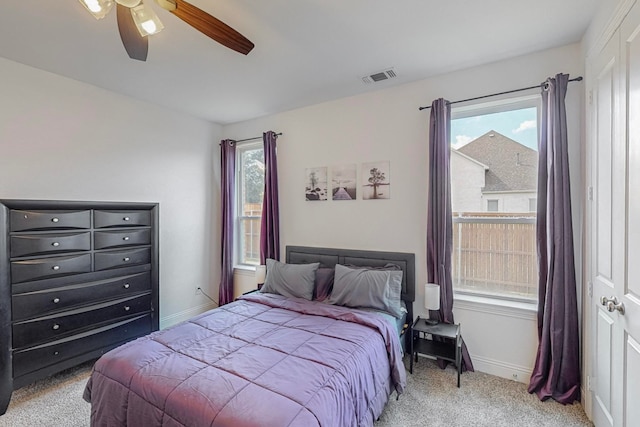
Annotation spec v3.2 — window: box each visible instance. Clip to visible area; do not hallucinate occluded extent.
[236,142,264,266]
[529,198,537,212]
[450,95,540,301]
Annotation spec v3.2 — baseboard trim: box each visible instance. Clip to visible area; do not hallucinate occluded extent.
[471,354,532,384]
[159,302,217,329]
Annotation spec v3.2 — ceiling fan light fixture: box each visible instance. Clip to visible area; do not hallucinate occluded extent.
[115,0,142,7]
[131,2,165,36]
[154,0,176,12]
[78,0,114,19]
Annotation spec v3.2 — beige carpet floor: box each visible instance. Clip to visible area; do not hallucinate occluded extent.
[0,357,592,427]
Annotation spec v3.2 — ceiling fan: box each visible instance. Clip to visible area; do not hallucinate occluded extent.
[78,0,254,61]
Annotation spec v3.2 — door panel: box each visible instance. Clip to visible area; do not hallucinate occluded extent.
[626,335,640,426]
[622,5,640,426]
[590,3,640,426]
[590,29,623,427]
[595,310,613,420]
[595,57,614,282]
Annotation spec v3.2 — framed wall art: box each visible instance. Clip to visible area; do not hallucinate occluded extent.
[362,161,390,200]
[331,164,357,201]
[305,167,328,201]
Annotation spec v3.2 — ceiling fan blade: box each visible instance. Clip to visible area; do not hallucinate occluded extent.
[170,0,254,55]
[117,3,148,61]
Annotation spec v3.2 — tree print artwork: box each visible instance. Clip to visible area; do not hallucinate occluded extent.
[362,161,390,200]
[305,167,328,201]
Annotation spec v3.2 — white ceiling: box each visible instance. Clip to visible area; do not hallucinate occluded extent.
[0,1,599,125]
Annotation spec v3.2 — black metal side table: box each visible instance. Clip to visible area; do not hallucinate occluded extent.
[410,317,462,387]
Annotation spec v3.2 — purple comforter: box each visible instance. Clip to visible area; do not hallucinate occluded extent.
[84,293,406,426]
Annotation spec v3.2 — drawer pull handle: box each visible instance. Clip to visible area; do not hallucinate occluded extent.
[124,306,131,311]
[52,324,60,330]
[123,217,130,221]
[52,242,60,247]
[52,265,60,271]
[123,236,130,241]
[53,298,60,304]
[51,217,59,223]
[123,283,130,289]
[123,257,130,262]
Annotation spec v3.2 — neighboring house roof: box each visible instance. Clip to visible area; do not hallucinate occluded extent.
[457,130,538,192]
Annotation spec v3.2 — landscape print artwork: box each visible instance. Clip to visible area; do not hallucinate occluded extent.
[305,167,328,201]
[331,164,357,200]
[362,161,390,200]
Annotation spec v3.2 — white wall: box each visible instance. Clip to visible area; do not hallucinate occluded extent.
[483,191,537,213]
[451,151,485,212]
[0,57,222,327]
[223,43,584,383]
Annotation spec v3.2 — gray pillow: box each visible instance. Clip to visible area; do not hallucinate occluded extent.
[329,264,403,318]
[260,258,320,300]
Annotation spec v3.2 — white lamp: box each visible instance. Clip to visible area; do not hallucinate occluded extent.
[255,265,267,290]
[424,283,440,325]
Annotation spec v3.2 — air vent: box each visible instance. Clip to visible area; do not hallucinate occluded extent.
[362,68,397,84]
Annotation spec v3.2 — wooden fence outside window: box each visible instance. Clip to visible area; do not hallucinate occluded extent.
[452,212,538,300]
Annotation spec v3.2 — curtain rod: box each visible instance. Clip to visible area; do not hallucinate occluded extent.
[418,76,583,111]
[225,132,283,144]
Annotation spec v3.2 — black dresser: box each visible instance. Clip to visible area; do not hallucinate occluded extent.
[0,200,159,415]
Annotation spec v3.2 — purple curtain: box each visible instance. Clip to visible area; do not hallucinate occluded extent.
[260,131,280,263]
[528,73,580,404]
[219,139,236,306]
[427,98,474,372]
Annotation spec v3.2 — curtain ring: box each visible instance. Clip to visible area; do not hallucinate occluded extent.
[543,79,552,91]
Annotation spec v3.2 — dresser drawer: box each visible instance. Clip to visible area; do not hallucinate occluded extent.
[94,229,151,250]
[12,294,151,349]
[10,210,91,232]
[94,210,151,228]
[10,232,91,258]
[12,272,152,321]
[12,314,152,378]
[11,254,92,284]
[94,248,150,271]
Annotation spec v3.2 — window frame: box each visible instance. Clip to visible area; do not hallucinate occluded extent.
[450,94,541,304]
[234,141,264,268]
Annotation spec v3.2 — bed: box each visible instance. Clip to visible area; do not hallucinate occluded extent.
[83,246,415,426]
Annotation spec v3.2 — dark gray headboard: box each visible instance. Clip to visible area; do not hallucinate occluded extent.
[285,245,416,315]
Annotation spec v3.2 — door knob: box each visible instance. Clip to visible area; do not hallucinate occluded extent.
[600,296,616,306]
[606,299,625,315]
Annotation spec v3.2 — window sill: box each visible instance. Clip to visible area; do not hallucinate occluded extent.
[453,293,537,320]
[234,265,257,274]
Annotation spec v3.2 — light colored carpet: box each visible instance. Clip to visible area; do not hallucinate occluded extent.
[0,357,592,427]
[376,358,593,427]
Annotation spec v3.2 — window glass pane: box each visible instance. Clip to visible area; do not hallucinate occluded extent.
[237,145,264,266]
[450,104,538,301]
